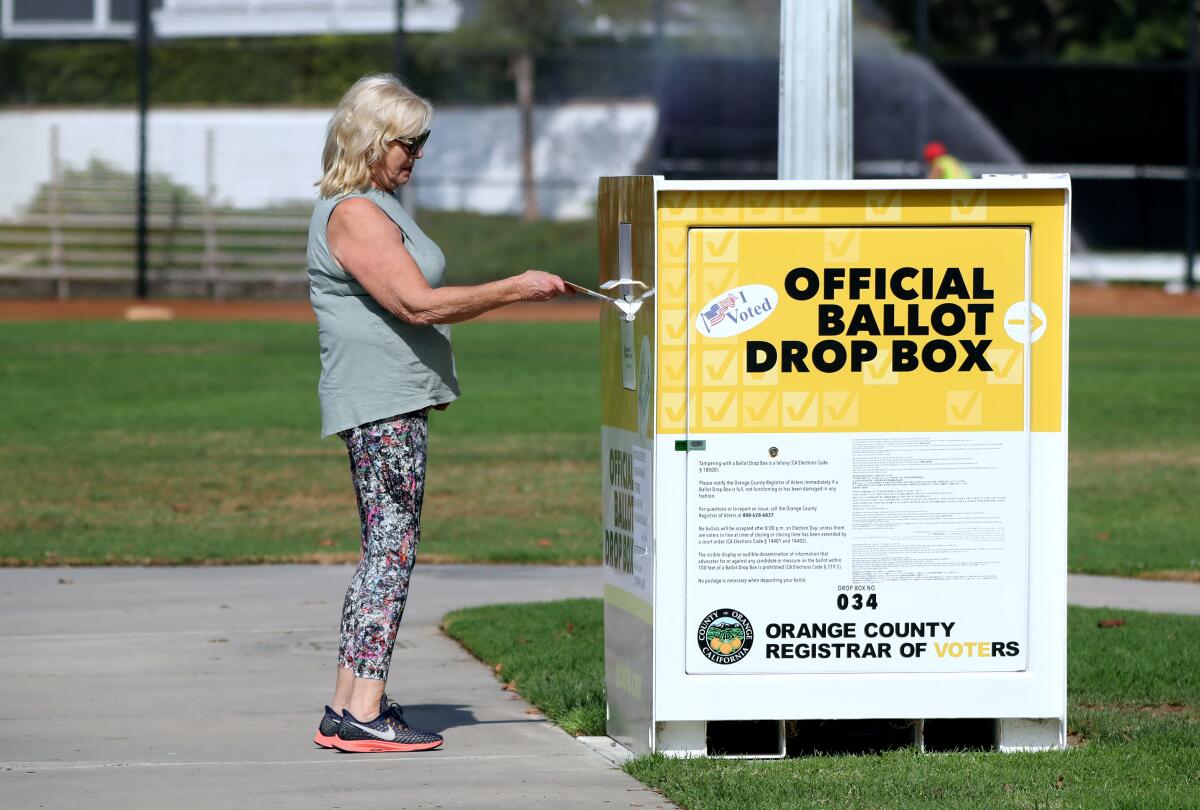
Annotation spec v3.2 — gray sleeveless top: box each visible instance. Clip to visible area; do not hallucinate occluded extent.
[307,188,460,437]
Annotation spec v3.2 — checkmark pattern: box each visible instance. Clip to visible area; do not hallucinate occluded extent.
[701,391,738,428]
[947,390,983,425]
[783,190,821,222]
[651,189,1054,435]
[700,266,738,298]
[700,229,739,263]
[862,350,899,386]
[659,191,697,222]
[656,209,691,433]
[741,190,779,222]
[824,228,860,263]
[782,392,818,427]
[823,391,859,427]
[699,191,741,221]
[741,391,778,426]
[662,273,687,301]
[865,190,902,222]
[660,307,687,347]
[688,229,740,299]
[701,348,738,386]
[742,362,779,387]
[986,347,1023,385]
[660,226,688,271]
[660,392,689,430]
[950,190,987,221]
[660,348,687,385]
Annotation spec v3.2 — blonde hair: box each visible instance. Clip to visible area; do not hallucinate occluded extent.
[318,74,433,198]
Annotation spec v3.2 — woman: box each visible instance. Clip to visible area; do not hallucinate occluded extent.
[307,74,569,753]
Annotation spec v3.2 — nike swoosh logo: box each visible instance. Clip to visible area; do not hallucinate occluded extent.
[344,720,396,741]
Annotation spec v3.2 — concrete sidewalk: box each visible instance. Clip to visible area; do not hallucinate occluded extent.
[1,565,1196,809]
[0,565,672,810]
[1067,573,1200,616]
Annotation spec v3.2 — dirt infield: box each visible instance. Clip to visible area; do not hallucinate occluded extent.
[0,299,600,322]
[1062,284,1200,316]
[0,284,1197,321]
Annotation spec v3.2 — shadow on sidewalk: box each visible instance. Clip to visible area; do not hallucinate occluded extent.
[403,703,548,734]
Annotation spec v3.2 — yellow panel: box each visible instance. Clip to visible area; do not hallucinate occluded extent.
[655,188,1067,434]
[686,227,1028,433]
[599,177,656,436]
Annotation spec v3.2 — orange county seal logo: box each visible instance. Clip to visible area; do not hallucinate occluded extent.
[697,608,753,664]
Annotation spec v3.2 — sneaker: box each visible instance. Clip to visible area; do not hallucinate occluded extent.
[333,702,443,753]
[314,693,397,749]
[313,705,342,748]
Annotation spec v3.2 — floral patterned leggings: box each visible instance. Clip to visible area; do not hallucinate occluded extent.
[336,410,428,681]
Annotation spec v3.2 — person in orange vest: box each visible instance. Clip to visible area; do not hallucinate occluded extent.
[924,141,973,179]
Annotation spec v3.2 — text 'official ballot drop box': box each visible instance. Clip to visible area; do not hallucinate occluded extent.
[598,176,1070,757]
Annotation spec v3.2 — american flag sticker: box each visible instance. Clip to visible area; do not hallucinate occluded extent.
[695,285,779,338]
[701,294,737,329]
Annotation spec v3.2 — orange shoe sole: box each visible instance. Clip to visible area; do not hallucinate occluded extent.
[314,732,338,748]
[332,738,443,753]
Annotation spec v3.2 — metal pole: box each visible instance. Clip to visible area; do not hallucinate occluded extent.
[394,0,419,215]
[49,124,67,299]
[393,0,406,77]
[778,0,853,180]
[203,128,220,299]
[653,0,664,53]
[1186,0,1197,292]
[135,0,150,299]
[514,52,537,221]
[649,0,666,175]
[915,0,930,169]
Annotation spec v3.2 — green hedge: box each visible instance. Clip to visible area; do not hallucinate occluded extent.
[0,35,654,107]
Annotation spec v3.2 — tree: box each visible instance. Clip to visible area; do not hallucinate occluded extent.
[451,0,649,221]
[873,0,1193,63]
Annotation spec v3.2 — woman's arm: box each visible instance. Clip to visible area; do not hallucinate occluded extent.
[327,198,567,325]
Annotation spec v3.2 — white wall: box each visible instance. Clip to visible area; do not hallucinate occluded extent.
[0,102,657,221]
[154,0,461,37]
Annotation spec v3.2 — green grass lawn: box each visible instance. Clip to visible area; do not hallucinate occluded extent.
[444,598,1200,810]
[443,598,605,736]
[0,316,1196,576]
[0,319,598,565]
[1067,319,1200,578]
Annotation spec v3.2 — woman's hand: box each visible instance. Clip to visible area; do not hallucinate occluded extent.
[515,270,570,302]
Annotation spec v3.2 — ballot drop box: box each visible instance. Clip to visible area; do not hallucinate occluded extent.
[598,176,1070,757]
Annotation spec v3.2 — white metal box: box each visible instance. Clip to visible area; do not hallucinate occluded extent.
[599,176,1070,756]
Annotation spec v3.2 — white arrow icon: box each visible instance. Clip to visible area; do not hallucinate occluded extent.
[1004,302,1047,343]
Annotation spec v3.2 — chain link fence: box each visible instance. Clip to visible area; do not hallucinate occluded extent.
[1,3,1195,295]
[0,34,667,297]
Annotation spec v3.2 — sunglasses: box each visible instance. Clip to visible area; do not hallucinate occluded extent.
[391,130,431,154]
